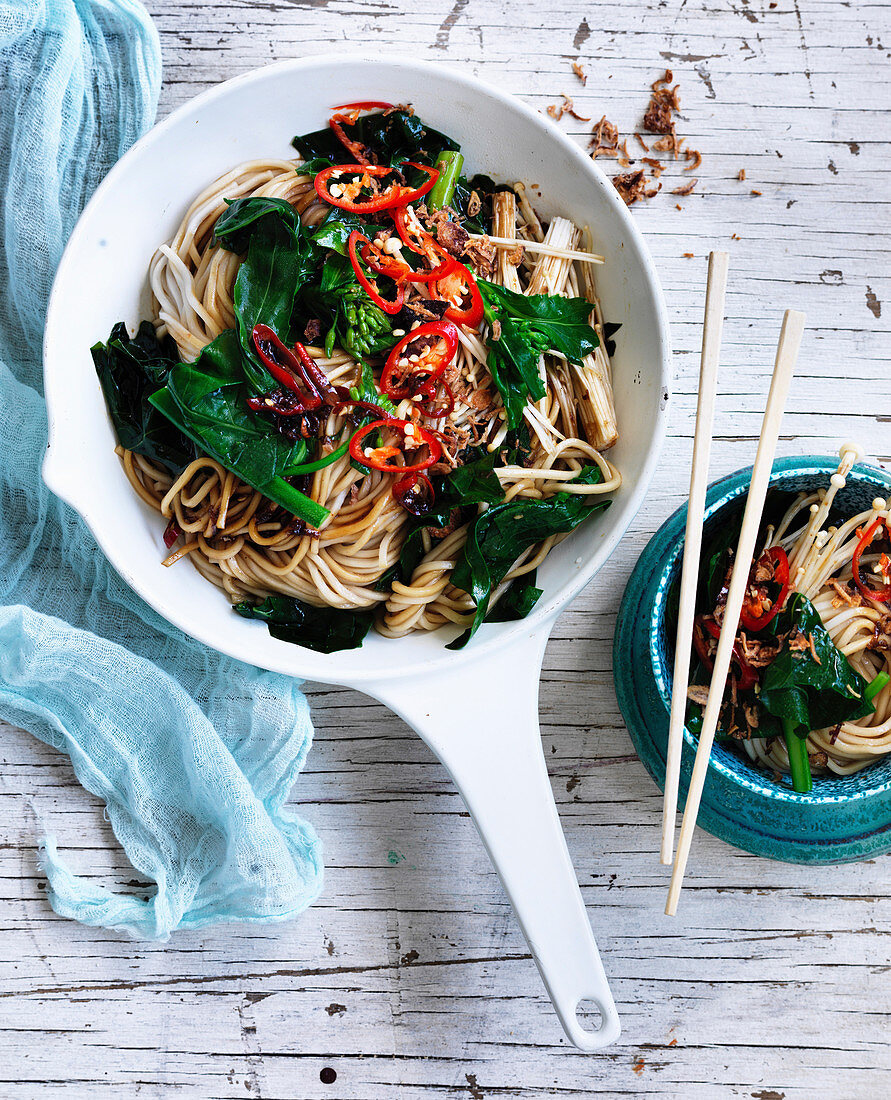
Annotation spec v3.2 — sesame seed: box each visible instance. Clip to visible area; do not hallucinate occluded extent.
[392,328,406,337]
[329,183,343,198]
[399,357,410,368]
[408,354,420,363]
[363,447,374,458]
[383,238,402,255]
[411,320,421,330]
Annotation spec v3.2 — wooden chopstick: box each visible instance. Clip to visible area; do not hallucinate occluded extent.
[660,251,730,865]
[665,309,806,916]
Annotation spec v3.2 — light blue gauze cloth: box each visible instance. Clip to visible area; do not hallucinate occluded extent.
[0,0,323,937]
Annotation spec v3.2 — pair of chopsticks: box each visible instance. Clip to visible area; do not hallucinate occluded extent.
[660,250,806,915]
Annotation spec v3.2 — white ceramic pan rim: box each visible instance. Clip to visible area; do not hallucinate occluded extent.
[43,55,671,1050]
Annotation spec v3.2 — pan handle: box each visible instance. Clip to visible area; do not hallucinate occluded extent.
[372,625,620,1051]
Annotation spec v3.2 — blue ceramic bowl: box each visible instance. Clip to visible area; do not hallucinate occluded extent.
[614,455,891,864]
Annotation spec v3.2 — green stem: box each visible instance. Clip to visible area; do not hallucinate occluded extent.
[284,439,350,476]
[266,477,330,528]
[866,670,890,703]
[427,150,464,211]
[783,719,813,793]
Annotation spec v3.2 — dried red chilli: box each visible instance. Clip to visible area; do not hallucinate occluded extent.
[331,397,388,421]
[693,615,758,691]
[852,517,891,604]
[381,320,459,399]
[393,472,435,516]
[347,230,405,315]
[252,324,338,410]
[247,389,313,418]
[329,114,372,164]
[348,418,442,473]
[314,162,438,214]
[163,519,181,548]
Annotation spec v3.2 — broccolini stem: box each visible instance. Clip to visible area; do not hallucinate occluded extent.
[428,151,464,211]
[783,719,812,793]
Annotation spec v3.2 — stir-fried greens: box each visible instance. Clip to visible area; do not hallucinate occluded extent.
[93,102,617,652]
[685,491,883,791]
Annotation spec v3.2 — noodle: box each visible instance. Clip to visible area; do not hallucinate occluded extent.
[121,153,621,639]
[734,450,891,775]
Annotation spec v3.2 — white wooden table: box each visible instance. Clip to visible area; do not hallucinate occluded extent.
[2,1,889,1096]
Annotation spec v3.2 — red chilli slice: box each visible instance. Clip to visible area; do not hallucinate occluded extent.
[348,418,442,473]
[853,517,891,604]
[434,258,484,328]
[315,163,438,214]
[347,230,405,315]
[381,320,460,400]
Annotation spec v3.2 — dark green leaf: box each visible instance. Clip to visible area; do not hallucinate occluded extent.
[478,279,600,429]
[447,465,610,648]
[292,109,459,168]
[234,595,374,652]
[379,449,508,591]
[91,321,195,473]
[294,156,334,177]
[440,448,505,507]
[351,359,396,414]
[451,174,507,235]
[602,320,621,358]
[213,196,300,251]
[148,330,328,527]
[759,593,875,738]
[309,209,386,257]
[215,197,318,390]
[485,571,543,622]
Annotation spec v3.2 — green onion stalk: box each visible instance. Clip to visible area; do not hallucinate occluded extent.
[284,439,350,476]
[866,670,890,702]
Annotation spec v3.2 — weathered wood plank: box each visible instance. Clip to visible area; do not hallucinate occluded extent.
[1,0,889,1096]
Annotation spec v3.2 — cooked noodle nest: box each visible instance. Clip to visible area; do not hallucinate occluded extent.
[125,157,621,638]
[739,477,891,776]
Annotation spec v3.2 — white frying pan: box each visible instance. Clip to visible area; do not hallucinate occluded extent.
[42,56,670,1050]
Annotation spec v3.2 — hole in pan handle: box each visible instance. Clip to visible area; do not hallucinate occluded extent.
[372,623,621,1051]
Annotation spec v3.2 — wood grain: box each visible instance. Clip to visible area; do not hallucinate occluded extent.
[2,0,889,1096]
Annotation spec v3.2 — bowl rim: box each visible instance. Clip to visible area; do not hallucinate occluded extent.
[42,53,672,684]
[648,454,891,804]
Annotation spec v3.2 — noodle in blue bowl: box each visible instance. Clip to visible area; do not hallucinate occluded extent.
[614,452,891,864]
